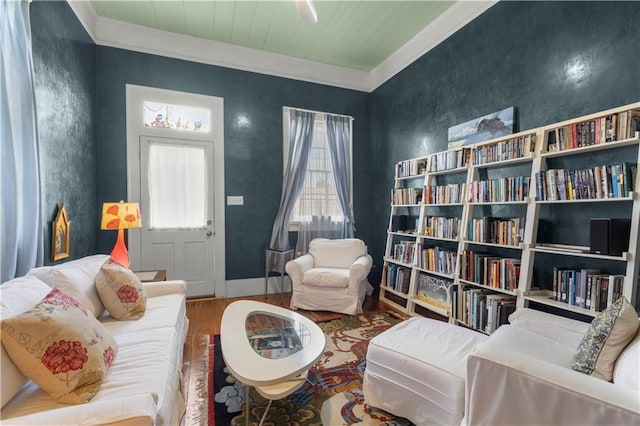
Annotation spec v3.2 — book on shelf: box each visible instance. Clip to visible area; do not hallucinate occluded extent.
[535,162,636,201]
[485,294,516,334]
[545,110,640,153]
[416,273,453,311]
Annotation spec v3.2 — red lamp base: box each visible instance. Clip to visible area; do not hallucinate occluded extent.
[110,228,130,268]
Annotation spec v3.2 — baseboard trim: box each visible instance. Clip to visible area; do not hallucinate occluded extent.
[224,276,292,298]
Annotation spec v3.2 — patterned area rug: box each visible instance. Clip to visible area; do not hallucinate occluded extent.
[185,311,412,426]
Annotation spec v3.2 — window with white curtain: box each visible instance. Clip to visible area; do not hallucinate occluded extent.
[283,109,352,227]
[147,143,207,229]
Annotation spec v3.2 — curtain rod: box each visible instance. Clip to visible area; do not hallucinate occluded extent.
[283,106,354,121]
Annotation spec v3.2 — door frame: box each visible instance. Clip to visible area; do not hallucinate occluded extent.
[125,84,226,297]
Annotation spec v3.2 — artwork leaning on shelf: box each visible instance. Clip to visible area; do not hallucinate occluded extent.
[417,273,453,311]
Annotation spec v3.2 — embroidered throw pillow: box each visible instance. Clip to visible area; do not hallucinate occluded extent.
[570,297,639,381]
[96,262,147,320]
[0,288,118,404]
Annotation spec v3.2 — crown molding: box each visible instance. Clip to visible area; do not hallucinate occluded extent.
[369,1,497,91]
[65,0,494,93]
[66,0,97,43]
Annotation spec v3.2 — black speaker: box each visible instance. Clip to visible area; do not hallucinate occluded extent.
[609,219,631,256]
[590,219,610,255]
[590,218,631,256]
[391,215,408,232]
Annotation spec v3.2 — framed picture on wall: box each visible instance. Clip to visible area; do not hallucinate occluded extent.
[52,204,70,261]
[447,106,516,149]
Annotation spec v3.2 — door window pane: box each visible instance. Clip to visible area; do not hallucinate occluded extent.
[144,101,211,132]
[148,143,207,229]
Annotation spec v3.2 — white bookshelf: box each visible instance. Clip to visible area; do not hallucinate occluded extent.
[380,102,640,331]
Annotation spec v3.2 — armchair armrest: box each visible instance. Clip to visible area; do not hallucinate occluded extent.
[285,254,314,284]
[349,254,372,286]
[3,393,157,425]
[466,343,640,426]
[142,280,186,298]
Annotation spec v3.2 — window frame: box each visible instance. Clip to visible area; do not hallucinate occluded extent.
[282,107,354,231]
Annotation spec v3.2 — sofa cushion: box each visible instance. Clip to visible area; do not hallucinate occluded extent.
[0,276,52,408]
[0,288,118,404]
[308,238,366,269]
[96,262,147,320]
[570,297,639,381]
[27,254,110,317]
[613,327,640,391]
[303,268,350,288]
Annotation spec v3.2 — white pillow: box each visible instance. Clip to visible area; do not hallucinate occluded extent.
[0,276,52,408]
[308,238,366,269]
[27,254,109,317]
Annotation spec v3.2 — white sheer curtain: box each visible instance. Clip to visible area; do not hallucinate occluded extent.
[147,143,206,229]
[325,114,355,237]
[1,0,44,282]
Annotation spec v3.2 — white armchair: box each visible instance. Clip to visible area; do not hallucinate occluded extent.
[285,238,373,315]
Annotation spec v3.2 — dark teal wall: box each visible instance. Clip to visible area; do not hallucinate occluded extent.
[94,48,371,279]
[369,1,640,262]
[31,0,98,264]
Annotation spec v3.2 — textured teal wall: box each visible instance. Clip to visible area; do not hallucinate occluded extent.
[369,1,640,262]
[31,0,98,264]
[94,48,371,279]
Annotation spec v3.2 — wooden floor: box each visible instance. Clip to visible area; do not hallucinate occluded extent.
[180,292,390,407]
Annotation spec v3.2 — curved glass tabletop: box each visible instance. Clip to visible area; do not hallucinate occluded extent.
[246,312,311,359]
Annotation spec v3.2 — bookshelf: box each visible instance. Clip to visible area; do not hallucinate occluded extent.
[380,102,640,332]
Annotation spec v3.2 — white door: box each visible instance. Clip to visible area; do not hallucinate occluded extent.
[139,136,215,297]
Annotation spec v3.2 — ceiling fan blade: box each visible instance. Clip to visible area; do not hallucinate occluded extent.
[295,0,318,24]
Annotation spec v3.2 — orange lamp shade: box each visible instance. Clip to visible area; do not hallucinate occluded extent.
[101,202,141,268]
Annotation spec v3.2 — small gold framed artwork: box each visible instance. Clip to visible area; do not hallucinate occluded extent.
[52,204,70,261]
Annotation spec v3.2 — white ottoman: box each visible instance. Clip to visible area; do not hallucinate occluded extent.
[363,317,488,425]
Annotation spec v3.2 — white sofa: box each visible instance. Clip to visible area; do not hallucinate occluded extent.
[0,255,189,425]
[286,238,373,315]
[466,308,640,426]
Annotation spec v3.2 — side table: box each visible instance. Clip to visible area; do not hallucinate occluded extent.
[264,249,294,297]
[133,269,167,283]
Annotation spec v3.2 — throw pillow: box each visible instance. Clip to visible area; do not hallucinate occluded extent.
[96,261,147,320]
[570,297,639,381]
[0,288,118,404]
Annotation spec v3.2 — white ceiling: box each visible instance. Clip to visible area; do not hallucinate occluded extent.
[68,0,496,92]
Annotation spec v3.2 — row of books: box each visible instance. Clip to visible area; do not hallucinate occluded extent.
[424,183,466,204]
[416,245,457,275]
[391,187,423,205]
[429,148,470,172]
[467,176,531,203]
[460,250,521,291]
[392,241,416,265]
[547,110,640,152]
[396,158,427,178]
[452,287,516,333]
[551,268,624,312]
[423,215,461,239]
[535,163,636,201]
[467,216,525,247]
[382,264,411,294]
[471,133,536,166]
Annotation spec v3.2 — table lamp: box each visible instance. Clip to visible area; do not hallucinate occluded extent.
[101,202,141,268]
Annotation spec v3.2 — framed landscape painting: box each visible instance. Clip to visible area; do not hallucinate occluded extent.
[447,107,516,149]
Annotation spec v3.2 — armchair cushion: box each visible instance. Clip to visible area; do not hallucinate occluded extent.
[570,297,639,381]
[308,238,366,268]
[303,268,349,288]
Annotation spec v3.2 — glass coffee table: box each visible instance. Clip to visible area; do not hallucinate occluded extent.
[220,300,325,425]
